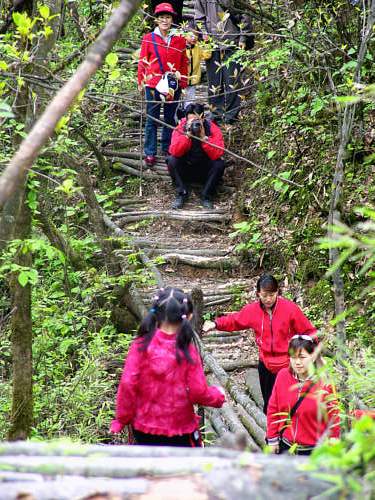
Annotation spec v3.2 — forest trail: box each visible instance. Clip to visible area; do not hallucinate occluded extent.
[100,1,266,447]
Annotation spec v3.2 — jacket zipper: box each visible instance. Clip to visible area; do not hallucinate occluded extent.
[269,310,274,354]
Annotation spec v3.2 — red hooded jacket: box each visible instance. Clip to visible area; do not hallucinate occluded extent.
[215,297,316,373]
[138,31,188,89]
[110,329,225,436]
[169,118,224,160]
[267,368,340,446]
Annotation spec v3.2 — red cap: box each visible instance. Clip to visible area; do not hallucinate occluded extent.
[154,2,177,16]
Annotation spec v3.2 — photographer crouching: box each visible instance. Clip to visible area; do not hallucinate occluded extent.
[167,103,225,209]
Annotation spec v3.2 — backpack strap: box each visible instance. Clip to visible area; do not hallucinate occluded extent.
[151,32,165,74]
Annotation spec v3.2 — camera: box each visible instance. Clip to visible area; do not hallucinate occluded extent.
[189,119,202,137]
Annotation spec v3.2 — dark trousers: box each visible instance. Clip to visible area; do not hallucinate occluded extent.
[279,440,313,456]
[167,154,225,198]
[206,49,242,123]
[133,429,201,447]
[258,360,277,415]
[144,87,181,156]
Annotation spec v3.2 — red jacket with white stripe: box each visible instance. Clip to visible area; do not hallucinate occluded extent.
[138,31,188,89]
[267,368,340,446]
[215,297,316,373]
[169,118,224,160]
[110,329,225,436]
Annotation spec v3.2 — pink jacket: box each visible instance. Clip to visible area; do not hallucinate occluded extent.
[267,368,340,446]
[215,297,316,374]
[111,329,225,436]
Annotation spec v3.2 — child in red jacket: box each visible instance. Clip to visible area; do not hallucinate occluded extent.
[203,274,317,413]
[267,335,340,455]
[110,287,225,446]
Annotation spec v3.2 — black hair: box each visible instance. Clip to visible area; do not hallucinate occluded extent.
[288,336,316,356]
[256,274,279,293]
[137,287,195,363]
[185,103,205,118]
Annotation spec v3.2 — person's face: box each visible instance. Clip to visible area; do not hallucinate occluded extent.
[290,348,314,378]
[257,288,278,309]
[157,14,173,31]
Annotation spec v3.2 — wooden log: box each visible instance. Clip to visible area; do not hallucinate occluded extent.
[103,150,144,159]
[159,253,239,270]
[117,198,149,206]
[202,352,265,429]
[236,404,266,448]
[145,248,231,257]
[245,368,264,410]
[226,378,266,430]
[206,408,229,437]
[219,404,260,451]
[113,163,169,181]
[203,335,241,344]
[0,442,337,499]
[117,213,230,224]
[205,358,258,373]
[191,287,204,336]
[204,296,233,307]
[204,331,243,339]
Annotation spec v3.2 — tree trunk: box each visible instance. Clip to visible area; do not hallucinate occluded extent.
[7,187,33,441]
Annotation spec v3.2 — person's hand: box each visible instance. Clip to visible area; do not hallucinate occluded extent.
[216,386,226,396]
[202,34,209,42]
[110,420,123,434]
[239,41,246,50]
[269,443,279,454]
[203,320,216,333]
[137,84,143,93]
[199,121,207,140]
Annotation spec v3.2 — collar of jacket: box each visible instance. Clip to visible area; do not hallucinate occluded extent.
[153,27,175,45]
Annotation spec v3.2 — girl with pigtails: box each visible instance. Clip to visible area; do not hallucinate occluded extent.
[110,287,225,446]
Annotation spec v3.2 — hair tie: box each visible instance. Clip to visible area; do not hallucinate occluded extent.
[181,314,187,320]
[183,298,188,303]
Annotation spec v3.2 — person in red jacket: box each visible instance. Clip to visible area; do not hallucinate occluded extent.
[138,3,188,167]
[203,274,317,413]
[267,335,340,455]
[168,103,225,209]
[110,287,225,446]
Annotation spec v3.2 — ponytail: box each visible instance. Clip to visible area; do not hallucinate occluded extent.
[137,287,196,363]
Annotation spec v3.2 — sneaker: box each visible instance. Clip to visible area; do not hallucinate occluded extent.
[145,155,156,167]
[201,198,213,209]
[171,194,188,209]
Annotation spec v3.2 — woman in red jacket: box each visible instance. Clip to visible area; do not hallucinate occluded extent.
[267,335,340,455]
[110,287,225,446]
[138,3,188,167]
[203,274,316,413]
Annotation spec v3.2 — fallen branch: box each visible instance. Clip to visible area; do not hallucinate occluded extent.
[236,404,266,448]
[219,404,260,451]
[245,369,264,410]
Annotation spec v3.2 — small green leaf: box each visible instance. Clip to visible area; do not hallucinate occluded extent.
[18,271,29,287]
[105,52,118,67]
[39,5,50,19]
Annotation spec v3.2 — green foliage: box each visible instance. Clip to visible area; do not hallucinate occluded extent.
[305,417,375,499]
[230,219,264,254]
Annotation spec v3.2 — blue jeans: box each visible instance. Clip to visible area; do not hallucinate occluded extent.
[144,87,181,156]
